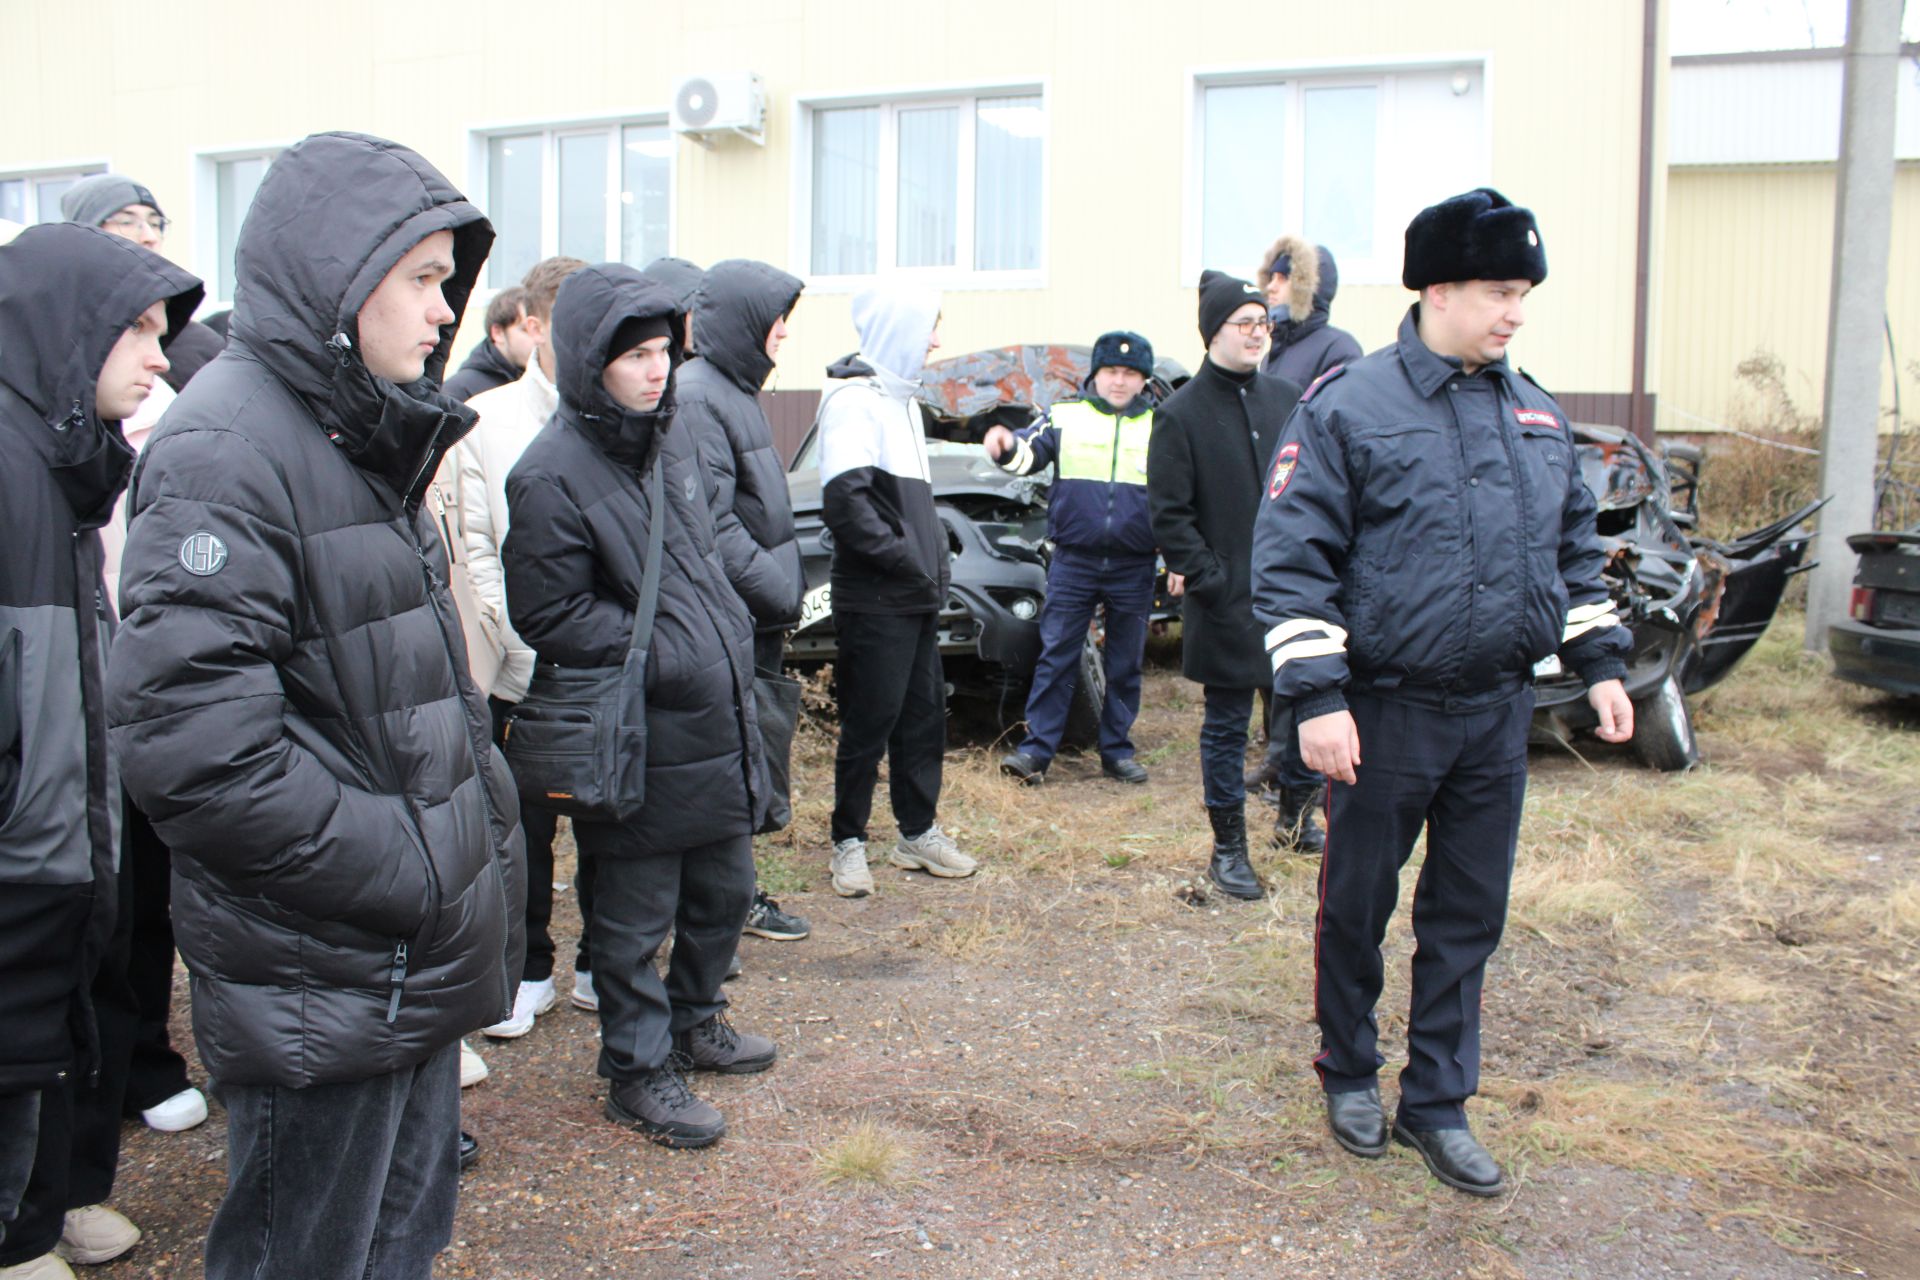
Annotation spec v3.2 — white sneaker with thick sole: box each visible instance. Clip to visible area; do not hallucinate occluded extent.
[458,1039,489,1088]
[570,969,598,1011]
[482,976,557,1039]
[891,823,978,878]
[139,1086,207,1132]
[830,837,874,898]
[55,1204,139,1265]
[0,1252,77,1279]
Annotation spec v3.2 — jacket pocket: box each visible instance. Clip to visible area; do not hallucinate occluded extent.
[0,627,20,829]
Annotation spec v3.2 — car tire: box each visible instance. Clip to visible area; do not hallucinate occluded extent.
[1629,674,1700,771]
[1059,632,1107,751]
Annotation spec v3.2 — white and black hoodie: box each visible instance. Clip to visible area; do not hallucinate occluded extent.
[816,286,949,615]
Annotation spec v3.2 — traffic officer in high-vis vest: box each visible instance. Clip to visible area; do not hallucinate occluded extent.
[1251,189,1636,1197]
[986,332,1159,785]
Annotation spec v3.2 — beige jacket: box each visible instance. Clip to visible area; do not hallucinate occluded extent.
[456,354,559,701]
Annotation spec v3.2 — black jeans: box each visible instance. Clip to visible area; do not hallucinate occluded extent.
[1198,685,1259,809]
[490,697,566,981]
[830,610,944,843]
[204,1042,460,1280]
[0,1092,37,1245]
[574,825,754,1081]
[1312,689,1533,1130]
[121,802,193,1112]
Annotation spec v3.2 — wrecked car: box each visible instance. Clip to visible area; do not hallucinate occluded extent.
[1528,424,1823,769]
[1828,529,1920,698]
[784,344,1185,745]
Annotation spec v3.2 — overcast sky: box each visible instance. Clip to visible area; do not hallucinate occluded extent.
[1672,0,1920,53]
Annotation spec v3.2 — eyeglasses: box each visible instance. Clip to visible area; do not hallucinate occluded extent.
[1225,317,1273,336]
[104,212,170,235]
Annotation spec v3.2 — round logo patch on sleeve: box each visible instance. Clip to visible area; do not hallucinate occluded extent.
[1268,443,1301,499]
[179,531,229,576]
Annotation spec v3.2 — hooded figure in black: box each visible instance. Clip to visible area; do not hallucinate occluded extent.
[0,222,200,1271]
[106,132,526,1280]
[502,264,775,1149]
[1259,235,1365,387]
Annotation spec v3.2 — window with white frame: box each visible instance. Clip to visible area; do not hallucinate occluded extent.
[0,164,107,226]
[193,148,283,306]
[475,120,673,289]
[806,90,1045,282]
[1192,63,1486,284]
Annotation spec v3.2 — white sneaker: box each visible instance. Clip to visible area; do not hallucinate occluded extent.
[139,1087,207,1132]
[55,1204,139,1265]
[0,1253,77,1278]
[891,823,978,879]
[570,969,598,1011]
[830,837,875,898]
[482,976,557,1039]
[458,1039,489,1088]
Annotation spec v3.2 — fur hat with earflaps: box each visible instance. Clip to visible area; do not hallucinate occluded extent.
[1402,188,1547,290]
[1257,234,1318,324]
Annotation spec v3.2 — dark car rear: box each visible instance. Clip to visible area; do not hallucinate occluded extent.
[1830,531,1920,697]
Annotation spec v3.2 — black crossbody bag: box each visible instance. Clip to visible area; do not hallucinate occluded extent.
[502,463,664,824]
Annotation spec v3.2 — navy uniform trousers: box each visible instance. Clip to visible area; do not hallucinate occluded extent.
[1313,685,1534,1130]
[1016,547,1155,767]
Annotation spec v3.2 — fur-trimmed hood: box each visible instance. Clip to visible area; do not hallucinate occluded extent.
[1257,234,1319,324]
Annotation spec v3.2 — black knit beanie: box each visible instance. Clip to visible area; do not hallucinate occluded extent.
[606,312,674,366]
[1402,188,1547,289]
[1197,269,1266,345]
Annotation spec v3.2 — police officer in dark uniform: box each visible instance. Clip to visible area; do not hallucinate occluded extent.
[988,331,1159,785]
[1250,189,1635,1196]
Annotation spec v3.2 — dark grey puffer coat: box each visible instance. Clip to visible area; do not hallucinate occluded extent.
[107,132,527,1090]
[680,259,806,631]
[503,264,768,853]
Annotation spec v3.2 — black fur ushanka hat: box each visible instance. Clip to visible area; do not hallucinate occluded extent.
[1402,187,1547,290]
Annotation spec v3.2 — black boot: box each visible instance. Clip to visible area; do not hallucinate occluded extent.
[1273,785,1326,855]
[1206,804,1263,900]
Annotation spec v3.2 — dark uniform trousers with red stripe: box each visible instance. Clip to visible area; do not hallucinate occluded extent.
[1313,685,1534,1130]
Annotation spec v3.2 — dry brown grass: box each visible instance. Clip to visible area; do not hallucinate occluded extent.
[812,1118,919,1188]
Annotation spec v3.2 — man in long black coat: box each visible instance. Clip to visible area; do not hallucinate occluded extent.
[1147,270,1303,899]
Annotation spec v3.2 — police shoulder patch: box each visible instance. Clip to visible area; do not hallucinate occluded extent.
[179,531,228,576]
[1299,363,1348,403]
[1267,442,1302,499]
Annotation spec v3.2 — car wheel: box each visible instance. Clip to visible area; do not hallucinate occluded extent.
[1059,632,1106,750]
[1630,674,1700,771]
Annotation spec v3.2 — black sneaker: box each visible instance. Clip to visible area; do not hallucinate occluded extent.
[458,1131,480,1171]
[675,1012,777,1074]
[743,891,810,941]
[606,1066,725,1148]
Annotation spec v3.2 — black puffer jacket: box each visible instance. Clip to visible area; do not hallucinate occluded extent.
[503,265,767,853]
[680,259,806,630]
[0,224,201,1092]
[442,336,519,403]
[107,132,526,1090]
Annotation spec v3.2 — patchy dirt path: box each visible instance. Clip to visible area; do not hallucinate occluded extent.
[98,624,1917,1278]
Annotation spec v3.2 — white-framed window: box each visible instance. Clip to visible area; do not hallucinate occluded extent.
[1187,60,1488,286]
[0,163,108,226]
[193,145,285,307]
[469,117,674,289]
[798,86,1047,287]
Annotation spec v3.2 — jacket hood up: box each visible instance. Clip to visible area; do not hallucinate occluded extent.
[227,131,494,503]
[851,282,941,383]
[1257,233,1340,325]
[0,223,203,524]
[550,262,687,469]
[691,258,803,395]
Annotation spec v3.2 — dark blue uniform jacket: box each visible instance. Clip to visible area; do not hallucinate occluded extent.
[1251,307,1630,720]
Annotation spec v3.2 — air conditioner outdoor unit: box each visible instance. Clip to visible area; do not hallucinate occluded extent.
[671,73,766,147]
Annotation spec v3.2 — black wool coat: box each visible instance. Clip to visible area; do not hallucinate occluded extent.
[1147,357,1303,689]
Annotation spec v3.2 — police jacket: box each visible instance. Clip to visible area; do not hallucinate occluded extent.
[1148,358,1304,689]
[0,225,200,1093]
[680,260,807,631]
[503,265,768,853]
[990,394,1156,558]
[107,133,527,1090]
[1251,307,1631,720]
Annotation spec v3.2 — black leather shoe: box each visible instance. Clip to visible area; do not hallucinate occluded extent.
[1325,1087,1388,1157]
[1101,757,1149,784]
[1205,804,1263,899]
[458,1131,479,1171]
[1000,750,1048,784]
[1393,1123,1506,1196]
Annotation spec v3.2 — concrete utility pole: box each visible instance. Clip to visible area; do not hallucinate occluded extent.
[1806,0,1903,652]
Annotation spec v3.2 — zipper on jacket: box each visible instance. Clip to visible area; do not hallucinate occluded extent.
[385,940,409,1023]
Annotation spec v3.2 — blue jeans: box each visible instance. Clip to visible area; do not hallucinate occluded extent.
[1018,550,1156,765]
[1199,685,1259,808]
[205,1043,460,1280]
